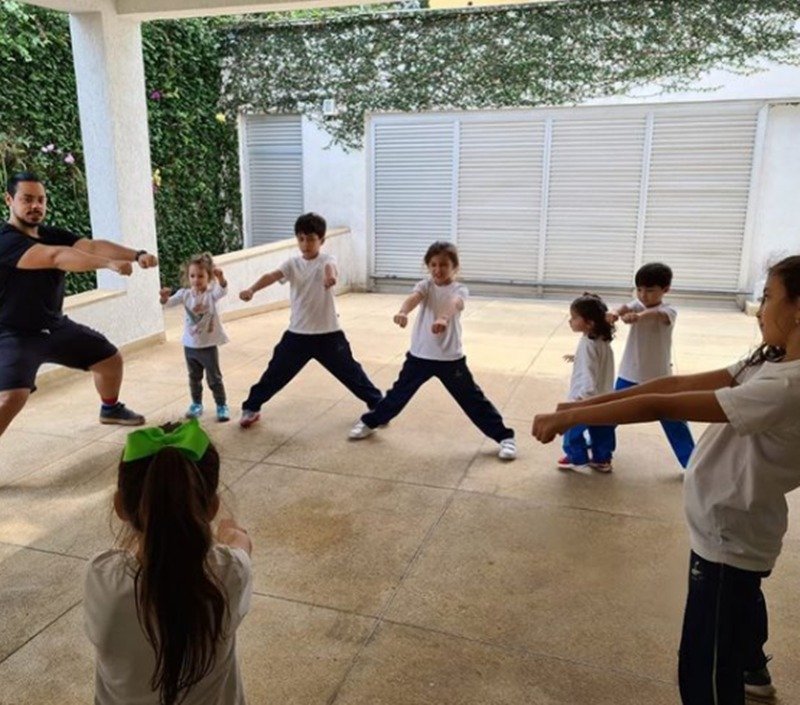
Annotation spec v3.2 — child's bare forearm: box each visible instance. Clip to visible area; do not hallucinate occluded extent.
[398,292,423,314]
[250,271,280,292]
[560,369,733,410]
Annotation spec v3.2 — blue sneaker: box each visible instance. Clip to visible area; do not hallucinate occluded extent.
[216,404,230,422]
[99,402,145,426]
[185,402,203,419]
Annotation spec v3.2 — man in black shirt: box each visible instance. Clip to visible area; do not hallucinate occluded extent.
[0,172,158,438]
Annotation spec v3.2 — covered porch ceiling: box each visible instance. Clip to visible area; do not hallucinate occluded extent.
[22,0,557,20]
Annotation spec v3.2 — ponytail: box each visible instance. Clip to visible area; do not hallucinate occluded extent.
[119,443,225,705]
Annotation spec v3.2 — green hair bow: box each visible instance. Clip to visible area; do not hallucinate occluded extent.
[123,418,210,463]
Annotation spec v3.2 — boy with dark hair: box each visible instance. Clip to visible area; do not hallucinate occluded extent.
[609,261,695,468]
[238,212,382,428]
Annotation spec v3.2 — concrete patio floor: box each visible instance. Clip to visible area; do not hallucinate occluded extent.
[0,292,798,704]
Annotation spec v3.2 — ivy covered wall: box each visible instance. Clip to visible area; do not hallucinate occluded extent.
[0,3,241,293]
[222,0,800,150]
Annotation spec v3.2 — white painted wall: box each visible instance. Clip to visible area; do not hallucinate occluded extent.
[301,117,369,286]
[746,103,800,289]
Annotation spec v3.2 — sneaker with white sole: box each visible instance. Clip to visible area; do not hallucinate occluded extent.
[745,662,777,701]
[185,402,203,419]
[239,409,260,429]
[498,438,517,460]
[557,456,589,470]
[348,419,375,440]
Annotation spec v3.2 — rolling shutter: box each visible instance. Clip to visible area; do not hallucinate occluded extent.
[457,120,545,284]
[244,114,303,246]
[372,121,454,278]
[642,108,760,291]
[544,115,646,288]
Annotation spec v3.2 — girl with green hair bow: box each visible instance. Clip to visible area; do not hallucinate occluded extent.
[84,419,253,705]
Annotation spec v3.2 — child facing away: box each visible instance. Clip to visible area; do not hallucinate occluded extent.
[533,255,800,705]
[238,213,382,428]
[348,241,517,461]
[84,419,253,705]
[559,293,616,472]
[609,262,694,468]
[160,253,230,422]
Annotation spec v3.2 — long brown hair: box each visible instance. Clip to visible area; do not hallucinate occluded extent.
[741,255,800,372]
[118,442,226,705]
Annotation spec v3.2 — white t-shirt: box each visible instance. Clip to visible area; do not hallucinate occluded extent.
[85,545,252,705]
[279,253,340,334]
[617,299,677,383]
[166,286,229,348]
[409,278,469,361]
[684,359,800,572]
[568,335,615,401]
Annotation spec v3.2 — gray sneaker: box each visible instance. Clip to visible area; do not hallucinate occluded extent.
[99,402,145,426]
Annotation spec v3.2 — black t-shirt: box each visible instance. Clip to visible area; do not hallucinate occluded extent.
[0,222,81,331]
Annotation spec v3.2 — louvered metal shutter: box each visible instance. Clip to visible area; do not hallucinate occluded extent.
[244,115,303,246]
[544,115,646,288]
[457,120,545,284]
[642,108,760,292]
[372,121,454,278]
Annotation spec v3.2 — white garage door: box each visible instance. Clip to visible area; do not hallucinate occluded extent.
[370,102,763,293]
[243,114,303,246]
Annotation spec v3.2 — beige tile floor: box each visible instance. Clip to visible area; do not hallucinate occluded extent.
[1,292,798,704]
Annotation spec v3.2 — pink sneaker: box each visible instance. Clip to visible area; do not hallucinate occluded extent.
[557,456,589,470]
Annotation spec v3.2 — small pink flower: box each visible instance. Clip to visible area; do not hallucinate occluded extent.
[149,90,162,101]
[41,143,55,153]
[64,153,75,165]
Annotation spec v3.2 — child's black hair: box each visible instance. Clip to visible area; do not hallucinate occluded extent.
[294,212,326,238]
[635,262,673,288]
[571,293,615,342]
[424,241,459,269]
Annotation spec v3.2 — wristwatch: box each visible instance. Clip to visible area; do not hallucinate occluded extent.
[134,249,148,262]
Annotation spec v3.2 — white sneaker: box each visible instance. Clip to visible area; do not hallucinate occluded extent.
[348,419,375,440]
[498,438,517,460]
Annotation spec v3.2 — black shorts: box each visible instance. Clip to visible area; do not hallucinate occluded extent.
[0,317,118,392]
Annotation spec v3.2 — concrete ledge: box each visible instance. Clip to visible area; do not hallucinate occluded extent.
[34,331,166,390]
[63,287,125,311]
[215,227,349,266]
[745,300,760,316]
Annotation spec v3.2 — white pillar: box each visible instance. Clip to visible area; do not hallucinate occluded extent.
[68,5,163,344]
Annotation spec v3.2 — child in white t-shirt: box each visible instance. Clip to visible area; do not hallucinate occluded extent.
[559,293,615,472]
[533,255,800,704]
[609,262,694,468]
[349,241,516,460]
[238,213,381,428]
[84,419,253,705]
[160,253,230,422]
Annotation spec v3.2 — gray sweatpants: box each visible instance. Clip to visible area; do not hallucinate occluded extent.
[184,346,226,405]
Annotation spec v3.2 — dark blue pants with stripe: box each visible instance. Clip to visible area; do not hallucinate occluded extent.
[678,551,770,705]
[242,330,382,412]
[361,353,514,443]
